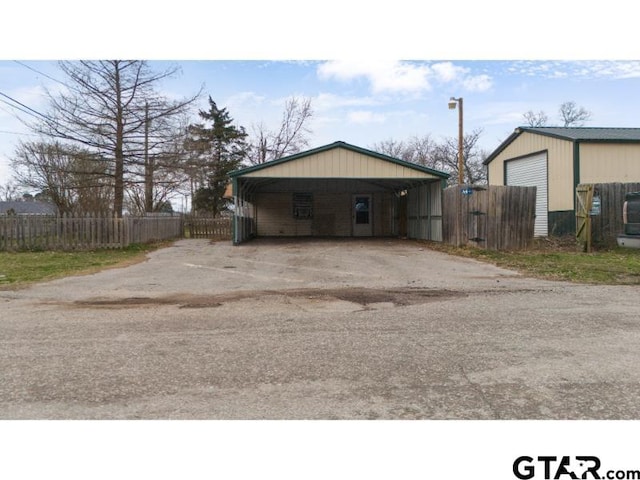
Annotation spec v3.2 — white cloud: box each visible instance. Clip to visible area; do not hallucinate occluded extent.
[588,61,640,79]
[347,110,386,124]
[317,60,495,95]
[506,60,640,80]
[462,74,493,92]
[430,62,467,82]
[317,60,432,94]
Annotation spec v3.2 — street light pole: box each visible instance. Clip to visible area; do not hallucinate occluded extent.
[448,97,464,185]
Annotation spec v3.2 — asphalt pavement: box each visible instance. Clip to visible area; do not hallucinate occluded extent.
[1,238,639,419]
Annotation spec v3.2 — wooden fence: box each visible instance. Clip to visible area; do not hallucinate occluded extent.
[580,182,640,247]
[184,215,232,239]
[0,214,184,251]
[442,185,537,250]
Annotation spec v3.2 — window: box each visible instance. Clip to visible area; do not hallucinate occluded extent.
[293,193,313,219]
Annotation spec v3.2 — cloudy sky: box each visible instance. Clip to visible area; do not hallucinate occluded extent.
[1,2,638,189]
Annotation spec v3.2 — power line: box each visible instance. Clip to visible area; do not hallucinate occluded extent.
[0,97,41,121]
[0,91,49,121]
[0,129,37,136]
[13,60,67,87]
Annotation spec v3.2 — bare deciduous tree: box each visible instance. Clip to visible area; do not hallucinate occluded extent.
[369,138,407,159]
[431,128,488,185]
[128,111,192,214]
[370,135,438,168]
[248,96,313,165]
[559,101,592,127]
[31,60,201,216]
[523,110,549,127]
[126,153,188,214]
[11,140,113,213]
[371,131,486,185]
[0,181,21,201]
[522,101,592,128]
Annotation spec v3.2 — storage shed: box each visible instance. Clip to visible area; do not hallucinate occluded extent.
[229,141,449,244]
[484,127,640,236]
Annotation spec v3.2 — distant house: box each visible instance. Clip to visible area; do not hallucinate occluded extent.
[0,200,58,216]
[484,127,640,236]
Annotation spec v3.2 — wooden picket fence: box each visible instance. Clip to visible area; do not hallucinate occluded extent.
[442,184,537,250]
[0,213,184,251]
[184,215,232,239]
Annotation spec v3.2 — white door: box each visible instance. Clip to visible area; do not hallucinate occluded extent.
[506,152,548,236]
[352,194,373,236]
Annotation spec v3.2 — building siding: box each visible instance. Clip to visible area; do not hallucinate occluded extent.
[254,192,312,236]
[253,191,395,237]
[313,193,351,236]
[406,183,442,241]
[243,147,440,180]
[488,132,574,211]
[579,143,640,183]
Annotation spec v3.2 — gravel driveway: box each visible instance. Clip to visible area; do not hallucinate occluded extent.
[1,238,639,419]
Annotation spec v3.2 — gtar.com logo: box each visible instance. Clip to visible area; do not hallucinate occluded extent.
[513,456,601,479]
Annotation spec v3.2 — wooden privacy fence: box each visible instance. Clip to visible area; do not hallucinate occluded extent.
[442,185,537,250]
[184,215,232,239]
[0,214,184,251]
[578,182,640,248]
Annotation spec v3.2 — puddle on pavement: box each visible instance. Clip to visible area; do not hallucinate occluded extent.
[72,287,465,310]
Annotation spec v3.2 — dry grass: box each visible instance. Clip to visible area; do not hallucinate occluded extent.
[423,237,640,285]
[0,242,168,289]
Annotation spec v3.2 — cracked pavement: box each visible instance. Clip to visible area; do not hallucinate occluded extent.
[1,238,639,419]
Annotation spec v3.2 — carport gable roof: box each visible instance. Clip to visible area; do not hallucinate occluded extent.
[230,141,449,180]
[484,126,640,165]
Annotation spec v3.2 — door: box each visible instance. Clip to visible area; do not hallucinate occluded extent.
[352,194,373,236]
[506,152,548,236]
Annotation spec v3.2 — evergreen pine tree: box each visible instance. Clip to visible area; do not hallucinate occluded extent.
[186,97,248,215]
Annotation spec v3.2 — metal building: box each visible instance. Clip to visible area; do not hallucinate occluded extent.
[484,127,640,236]
[229,141,448,244]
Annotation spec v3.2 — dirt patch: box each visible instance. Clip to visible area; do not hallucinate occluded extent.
[72,287,465,310]
[309,287,463,306]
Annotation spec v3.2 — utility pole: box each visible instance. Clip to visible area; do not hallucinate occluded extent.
[448,97,464,184]
[144,102,153,213]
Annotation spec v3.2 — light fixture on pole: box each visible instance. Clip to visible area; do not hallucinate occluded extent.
[448,96,464,185]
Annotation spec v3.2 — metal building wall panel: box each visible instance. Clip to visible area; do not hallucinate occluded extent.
[580,143,640,183]
[407,184,431,240]
[243,148,440,179]
[313,193,351,236]
[254,192,311,236]
[488,132,573,211]
[429,182,443,241]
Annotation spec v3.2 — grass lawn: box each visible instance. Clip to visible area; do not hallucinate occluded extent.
[425,238,640,285]
[2,238,639,288]
[0,243,166,288]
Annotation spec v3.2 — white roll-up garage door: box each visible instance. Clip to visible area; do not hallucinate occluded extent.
[506,152,548,236]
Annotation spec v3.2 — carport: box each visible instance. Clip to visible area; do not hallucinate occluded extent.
[229,141,449,244]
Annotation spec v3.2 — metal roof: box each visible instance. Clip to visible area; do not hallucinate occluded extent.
[521,127,640,141]
[230,140,449,179]
[484,127,640,165]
